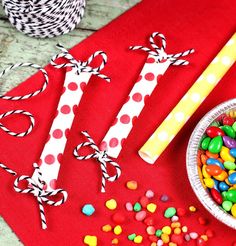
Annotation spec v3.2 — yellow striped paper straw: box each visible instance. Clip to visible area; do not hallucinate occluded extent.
[139,32,236,164]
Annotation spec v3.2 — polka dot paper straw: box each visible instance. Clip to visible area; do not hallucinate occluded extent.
[31,46,109,190]
[139,32,236,164]
[100,32,194,158]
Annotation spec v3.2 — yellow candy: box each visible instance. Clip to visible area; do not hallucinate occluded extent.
[105,199,117,210]
[203,178,214,188]
[161,233,170,244]
[229,170,236,175]
[134,235,143,244]
[169,243,177,246]
[111,238,119,244]
[114,225,122,235]
[189,206,197,212]
[233,184,236,189]
[220,146,235,162]
[126,180,138,190]
[231,204,236,217]
[102,224,112,232]
[147,203,157,213]
[84,235,97,246]
[225,178,231,186]
[162,226,172,235]
[213,170,228,181]
[182,226,188,233]
[202,165,211,178]
[174,228,181,234]
[201,235,208,241]
[151,243,156,246]
[229,187,236,190]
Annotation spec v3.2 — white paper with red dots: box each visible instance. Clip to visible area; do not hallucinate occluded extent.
[100,55,171,158]
[32,68,91,191]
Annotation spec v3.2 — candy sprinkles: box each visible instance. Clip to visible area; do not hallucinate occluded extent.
[198,112,236,217]
[2,0,86,38]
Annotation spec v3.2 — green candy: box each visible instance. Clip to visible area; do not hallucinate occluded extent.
[226,190,236,203]
[133,202,141,212]
[201,137,211,150]
[222,200,233,211]
[208,136,223,153]
[155,229,162,237]
[210,121,220,127]
[222,191,228,201]
[232,122,236,132]
[224,161,236,170]
[164,207,176,218]
[128,233,136,241]
[221,125,236,138]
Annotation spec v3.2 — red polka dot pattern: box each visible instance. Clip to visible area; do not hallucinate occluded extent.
[145,72,155,81]
[73,105,78,115]
[137,75,142,82]
[80,82,86,91]
[52,129,63,139]
[46,134,51,143]
[125,96,130,104]
[112,118,118,126]
[146,57,155,63]
[62,86,66,94]
[100,141,107,151]
[68,82,78,91]
[109,138,119,148]
[66,67,73,72]
[57,153,63,163]
[120,114,130,124]
[121,138,126,146]
[65,128,70,138]
[132,93,142,102]
[49,179,57,190]
[60,105,71,114]
[44,154,55,165]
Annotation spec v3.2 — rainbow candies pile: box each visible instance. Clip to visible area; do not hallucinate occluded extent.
[198,113,236,216]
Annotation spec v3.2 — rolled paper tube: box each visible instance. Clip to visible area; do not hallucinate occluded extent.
[100,32,194,158]
[32,68,92,190]
[139,32,236,164]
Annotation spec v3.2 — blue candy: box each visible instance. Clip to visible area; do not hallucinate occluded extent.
[206,158,225,170]
[82,204,95,216]
[228,172,236,185]
[218,181,230,191]
[213,178,220,191]
[230,148,236,158]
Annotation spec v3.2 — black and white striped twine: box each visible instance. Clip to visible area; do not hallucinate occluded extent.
[74,131,121,193]
[2,0,86,38]
[130,32,194,65]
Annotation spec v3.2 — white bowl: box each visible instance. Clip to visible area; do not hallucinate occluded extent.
[186,98,236,229]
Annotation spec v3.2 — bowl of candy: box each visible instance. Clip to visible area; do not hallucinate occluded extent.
[186,98,236,229]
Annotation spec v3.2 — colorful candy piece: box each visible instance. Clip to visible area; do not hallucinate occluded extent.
[114,225,122,235]
[226,190,236,203]
[201,137,211,150]
[210,188,223,204]
[228,172,236,184]
[102,224,112,232]
[224,161,236,170]
[222,136,236,149]
[134,202,142,212]
[135,211,146,221]
[206,126,225,138]
[146,190,155,198]
[205,165,222,176]
[106,199,117,210]
[84,235,97,246]
[208,136,223,154]
[223,116,235,126]
[128,233,136,241]
[218,181,229,191]
[231,204,236,217]
[222,200,233,211]
[134,235,143,244]
[230,148,236,158]
[220,146,235,162]
[147,203,157,213]
[126,180,138,190]
[206,158,224,169]
[213,170,228,181]
[221,125,236,138]
[164,207,176,218]
[203,178,214,188]
[82,204,95,216]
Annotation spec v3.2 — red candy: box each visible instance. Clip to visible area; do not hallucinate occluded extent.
[205,229,214,238]
[140,196,149,208]
[171,234,184,245]
[210,188,223,205]
[177,208,186,217]
[198,216,208,225]
[205,165,222,176]
[196,238,207,246]
[112,212,126,224]
[144,217,154,226]
[206,126,225,138]
[149,235,158,242]
[223,116,234,126]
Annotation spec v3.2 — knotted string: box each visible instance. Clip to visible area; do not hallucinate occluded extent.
[74,131,121,193]
[51,44,110,82]
[0,110,35,137]
[130,32,194,65]
[0,163,67,229]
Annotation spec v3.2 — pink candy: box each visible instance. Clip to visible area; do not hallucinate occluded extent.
[125,202,133,211]
[146,190,154,198]
[135,211,147,221]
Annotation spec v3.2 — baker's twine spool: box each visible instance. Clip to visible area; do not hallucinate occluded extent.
[2,0,86,38]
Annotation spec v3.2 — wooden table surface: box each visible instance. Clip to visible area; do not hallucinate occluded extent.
[0,0,139,244]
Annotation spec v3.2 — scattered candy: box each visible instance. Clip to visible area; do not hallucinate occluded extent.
[164,207,176,218]
[126,180,138,190]
[176,207,186,216]
[84,235,97,246]
[111,238,119,245]
[155,229,163,237]
[144,216,154,225]
[146,189,154,198]
[161,233,170,244]
[171,216,179,222]
[102,224,112,232]
[147,203,157,213]
[133,202,142,212]
[160,194,169,202]
[135,210,146,221]
[189,232,198,239]
[189,206,197,212]
[125,202,133,211]
[146,225,156,235]
[113,225,122,235]
[162,225,171,235]
[106,199,117,210]
[198,216,208,225]
[128,233,136,241]
[112,212,126,224]
[82,204,95,216]
[140,196,149,208]
[134,235,143,244]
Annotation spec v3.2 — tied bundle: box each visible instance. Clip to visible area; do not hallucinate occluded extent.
[2,0,86,38]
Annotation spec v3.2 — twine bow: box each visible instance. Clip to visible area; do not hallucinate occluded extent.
[0,110,35,137]
[51,44,110,82]
[0,163,67,229]
[130,32,194,65]
[74,131,121,193]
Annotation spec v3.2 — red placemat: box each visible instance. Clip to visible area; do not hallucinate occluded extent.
[0,0,236,245]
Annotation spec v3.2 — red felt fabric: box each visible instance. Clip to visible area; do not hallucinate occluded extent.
[0,0,236,245]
